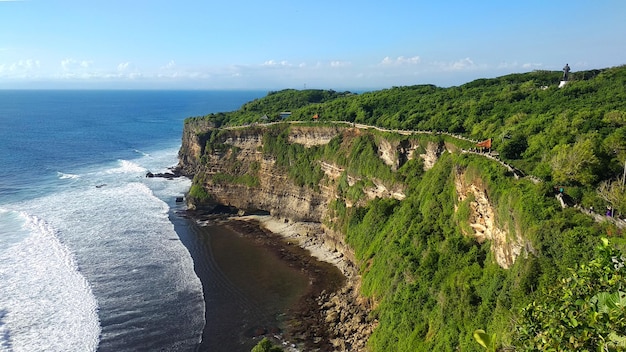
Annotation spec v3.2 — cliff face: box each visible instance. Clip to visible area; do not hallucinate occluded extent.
[454,169,528,268]
[179,124,341,221]
[178,120,530,350]
[179,123,414,221]
[178,121,525,269]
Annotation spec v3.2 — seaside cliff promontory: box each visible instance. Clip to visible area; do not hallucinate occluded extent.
[178,66,626,351]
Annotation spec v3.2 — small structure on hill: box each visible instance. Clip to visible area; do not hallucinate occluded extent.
[559,63,571,88]
[279,111,292,120]
[476,138,492,153]
[562,63,571,81]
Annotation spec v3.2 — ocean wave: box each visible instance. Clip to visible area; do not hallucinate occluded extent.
[57,172,80,180]
[133,149,151,157]
[106,159,147,175]
[0,209,30,252]
[0,213,101,352]
[2,147,202,350]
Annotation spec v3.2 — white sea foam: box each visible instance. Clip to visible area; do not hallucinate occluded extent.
[1,148,203,351]
[106,159,146,174]
[15,149,202,349]
[133,149,150,157]
[0,210,30,252]
[57,172,80,180]
[0,214,100,352]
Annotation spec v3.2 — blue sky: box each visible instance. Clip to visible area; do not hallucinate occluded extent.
[1,0,625,90]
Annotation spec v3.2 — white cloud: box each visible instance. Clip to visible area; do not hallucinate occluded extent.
[522,62,543,69]
[497,61,543,70]
[330,60,351,68]
[10,59,40,71]
[497,61,518,69]
[262,59,291,67]
[0,59,42,79]
[54,59,147,81]
[433,57,480,71]
[61,58,92,71]
[451,57,474,70]
[380,55,421,66]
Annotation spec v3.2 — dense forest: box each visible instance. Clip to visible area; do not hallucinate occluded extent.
[188,66,626,351]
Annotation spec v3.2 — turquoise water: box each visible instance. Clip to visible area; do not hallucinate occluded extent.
[0,90,265,351]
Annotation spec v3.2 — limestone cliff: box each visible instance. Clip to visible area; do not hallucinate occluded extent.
[177,121,434,350]
[453,168,529,269]
[177,120,529,349]
[178,122,414,221]
[178,120,529,269]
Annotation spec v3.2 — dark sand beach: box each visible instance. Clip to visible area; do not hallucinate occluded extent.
[170,210,344,352]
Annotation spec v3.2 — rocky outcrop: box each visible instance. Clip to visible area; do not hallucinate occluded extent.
[178,119,218,172]
[254,217,378,351]
[288,125,345,147]
[179,124,341,221]
[454,169,527,269]
[419,141,446,171]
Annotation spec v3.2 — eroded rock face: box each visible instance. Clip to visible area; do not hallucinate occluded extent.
[288,125,345,147]
[377,138,400,170]
[178,119,216,171]
[420,141,445,171]
[179,123,412,220]
[180,125,340,221]
[454,169,526,269]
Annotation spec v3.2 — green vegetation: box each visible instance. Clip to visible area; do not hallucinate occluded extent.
[261,125,325,189]
[515,238,626,351]
[185,89,354,126]
[250,338,283,352]
[473,329,497,352]
[187,174,211,202]
[187,65,626,351]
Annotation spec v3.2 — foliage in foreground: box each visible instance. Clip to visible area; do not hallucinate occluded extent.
[514,238,626,351]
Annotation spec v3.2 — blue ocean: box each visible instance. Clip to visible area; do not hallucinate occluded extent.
[0,90,266,351]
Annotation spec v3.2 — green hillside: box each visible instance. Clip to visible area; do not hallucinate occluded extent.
[188,66,626,351]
